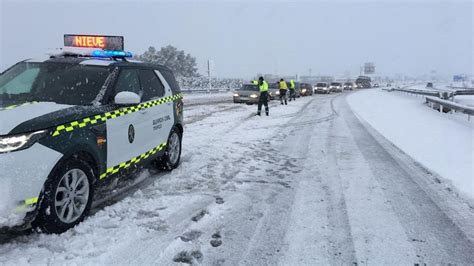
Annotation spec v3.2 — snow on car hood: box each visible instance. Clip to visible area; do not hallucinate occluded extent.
[0,102,74,135]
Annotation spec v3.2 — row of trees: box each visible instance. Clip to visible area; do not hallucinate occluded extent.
[135,45,198,78]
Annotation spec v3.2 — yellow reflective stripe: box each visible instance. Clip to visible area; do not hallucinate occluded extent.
[24,197,38,206]
[14,197,39,212]
[100,142,167,180]
[52,94,183,137]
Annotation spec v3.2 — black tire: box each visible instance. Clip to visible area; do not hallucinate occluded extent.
[35,158,94,234]
[161,127,182,171]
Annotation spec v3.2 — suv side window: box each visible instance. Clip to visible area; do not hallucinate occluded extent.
[115,69,141,95]
[139,69,165,101]
[160,69,181,93]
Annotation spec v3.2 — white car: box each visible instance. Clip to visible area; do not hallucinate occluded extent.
[314,82,330,94]
[329,82,343,92]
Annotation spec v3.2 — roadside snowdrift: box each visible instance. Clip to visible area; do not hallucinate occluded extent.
[347,89,473,199]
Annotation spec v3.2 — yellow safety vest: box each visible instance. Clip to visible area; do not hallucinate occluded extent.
[279,81,288,90]
[259,81,269,92]
[290,80,295,89]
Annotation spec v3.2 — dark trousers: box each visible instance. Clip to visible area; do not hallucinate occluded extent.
[257,91,269,115]
[279,89,287,104]
[289,89,296,101]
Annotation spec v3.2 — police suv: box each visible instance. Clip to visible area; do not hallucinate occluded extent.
[0,35,184,233]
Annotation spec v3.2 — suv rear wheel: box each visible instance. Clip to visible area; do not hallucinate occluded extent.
[160,127,182,170]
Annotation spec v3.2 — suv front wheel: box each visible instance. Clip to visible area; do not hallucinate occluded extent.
[35,158,94,234]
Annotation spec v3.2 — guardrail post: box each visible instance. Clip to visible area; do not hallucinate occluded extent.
[440,104,443,113]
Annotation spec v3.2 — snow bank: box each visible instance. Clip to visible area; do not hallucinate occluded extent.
[456,96,474,107]
[347,89,474,199]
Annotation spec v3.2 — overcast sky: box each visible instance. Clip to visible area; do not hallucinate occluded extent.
[1,0,472,78]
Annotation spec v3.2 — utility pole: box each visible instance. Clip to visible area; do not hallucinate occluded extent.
[309,68,312,77]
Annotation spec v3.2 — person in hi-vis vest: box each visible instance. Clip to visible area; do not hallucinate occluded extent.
[278,78,288,105]
[257,76,269,116]
[289,79,296,101]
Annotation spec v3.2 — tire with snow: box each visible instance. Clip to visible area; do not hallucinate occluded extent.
[160,127,182,171]
[35,158,94,234]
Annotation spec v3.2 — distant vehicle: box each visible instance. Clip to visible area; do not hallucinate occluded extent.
[314,82,330,94]
[355,76,371,88]
[373,83,379,88]
[386,83,392,87]
[343,82,354,90]
[426,82,433,88]
[299,83,313,96]
[233,84,263,104]
[268,82,279,100]
[329,82,343,93]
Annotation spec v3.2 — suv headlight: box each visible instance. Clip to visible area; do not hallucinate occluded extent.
[250,94,258,98]
[0,130,49,153]
[233,93,239,97]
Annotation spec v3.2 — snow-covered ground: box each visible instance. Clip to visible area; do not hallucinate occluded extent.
[348,89,474,199]
[183,92,232,106]
[456,95,474,107]
[1,93,473,264]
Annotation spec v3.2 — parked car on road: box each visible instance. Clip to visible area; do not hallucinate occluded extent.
[329,82,343,93]
[0,34,184,233]
[314,82,330,94]
[343,82,354,90]
[299,83,313,96]
[233,84,261,104]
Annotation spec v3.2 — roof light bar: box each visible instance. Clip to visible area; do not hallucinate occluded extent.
[91,50,133,58]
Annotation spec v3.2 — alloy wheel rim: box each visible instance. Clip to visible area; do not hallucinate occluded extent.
[54,168,90,224]
[168,133,180,165]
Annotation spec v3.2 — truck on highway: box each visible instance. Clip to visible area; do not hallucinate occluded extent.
[355,76,372,88]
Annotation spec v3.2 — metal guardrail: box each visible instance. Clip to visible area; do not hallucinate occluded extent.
[454,89,474,96]
[447,86,474,90]
[386,86,474,120]
[387,87,453,99]
[425,96,474,120]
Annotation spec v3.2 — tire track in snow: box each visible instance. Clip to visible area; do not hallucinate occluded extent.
[340,95,474,264]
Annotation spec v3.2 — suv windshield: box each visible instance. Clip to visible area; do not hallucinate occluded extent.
[331,83,341,86]
[240,84,259,91]
[316,83,327,87]
[0,62,110,106]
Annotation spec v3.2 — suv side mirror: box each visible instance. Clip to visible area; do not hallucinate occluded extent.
[114,91,140,105]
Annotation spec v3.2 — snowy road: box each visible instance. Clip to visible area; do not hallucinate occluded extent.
[1,93,473,265]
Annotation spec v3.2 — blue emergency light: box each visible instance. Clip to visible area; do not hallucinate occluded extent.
[91,50,133,58]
